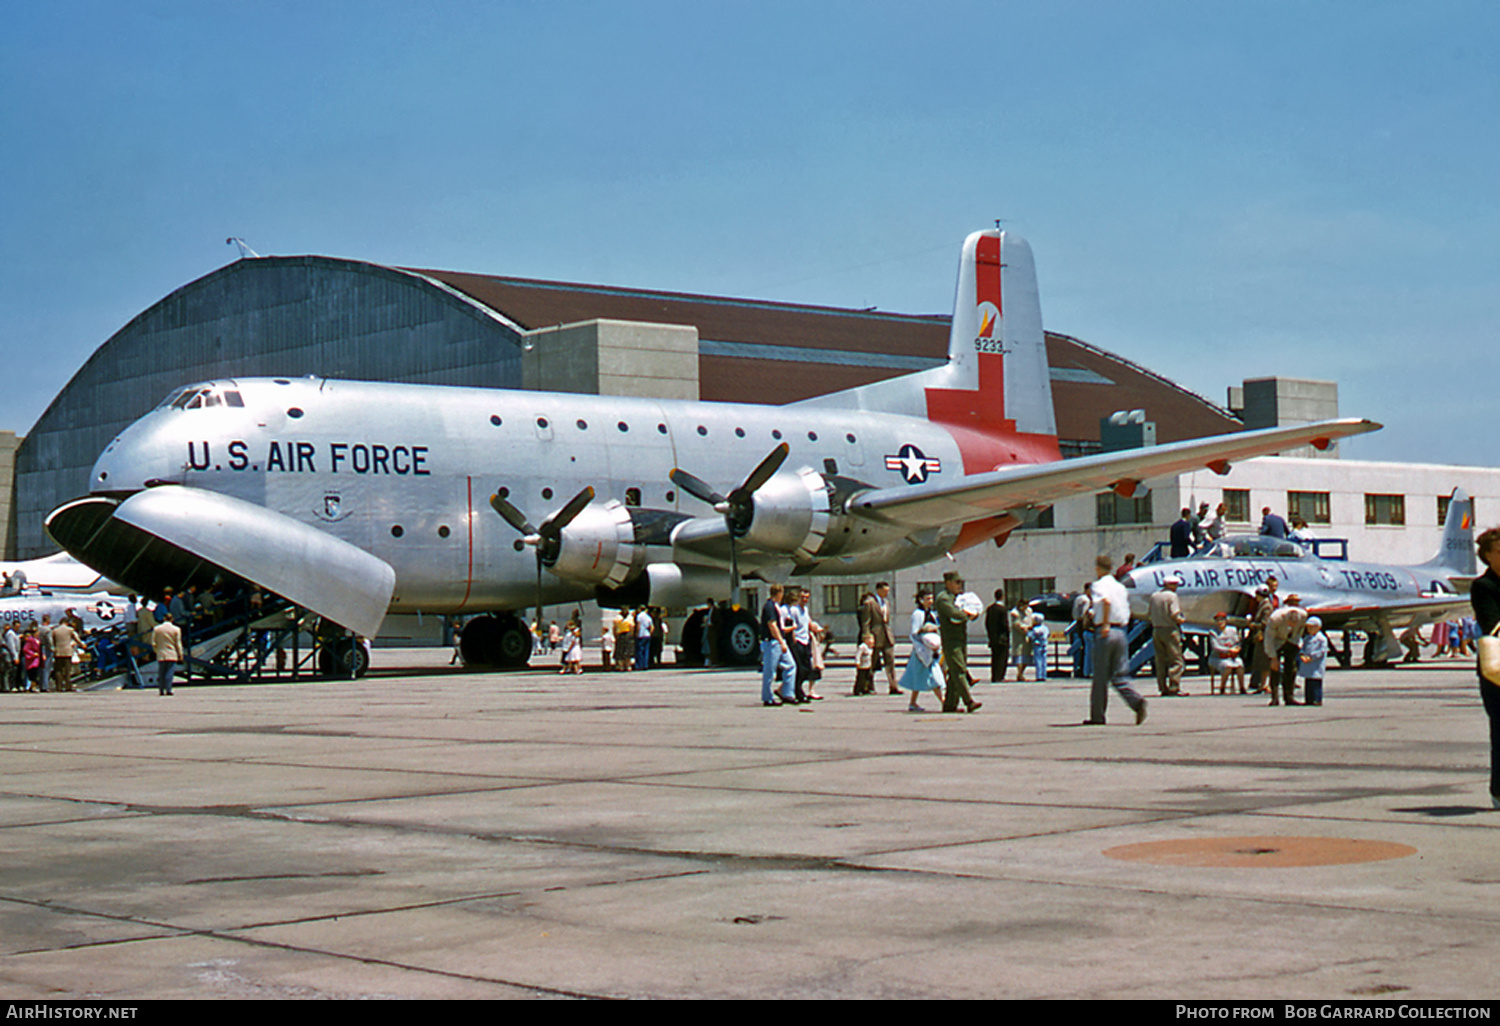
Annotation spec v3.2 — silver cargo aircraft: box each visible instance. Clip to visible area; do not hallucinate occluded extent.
[1123,489,1476,658]
[45,229,1380,669]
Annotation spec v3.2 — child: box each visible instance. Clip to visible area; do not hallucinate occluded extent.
[1298,616,1328,706]
[1028,616,1049,682]
[853,632,875,695]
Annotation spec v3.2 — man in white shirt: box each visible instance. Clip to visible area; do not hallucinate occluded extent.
[634,607,654,671]
[1087,554,1147,726]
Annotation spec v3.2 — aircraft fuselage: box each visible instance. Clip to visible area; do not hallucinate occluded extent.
[87,377,986,614]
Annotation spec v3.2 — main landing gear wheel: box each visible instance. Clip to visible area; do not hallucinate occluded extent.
[459,612,534,669]
[319,637,371,679]
[718,608,760,666]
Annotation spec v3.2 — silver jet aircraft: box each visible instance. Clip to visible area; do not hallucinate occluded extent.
[1123,489,1476,659]
[45,229,1380,669]
[0,592,131,635]
[1,552,120,595]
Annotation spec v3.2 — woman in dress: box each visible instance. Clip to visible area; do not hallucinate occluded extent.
[1468,527,1500,809]
[560,612,584,674]
[1208,611,1245,694]
[899,590,945,712]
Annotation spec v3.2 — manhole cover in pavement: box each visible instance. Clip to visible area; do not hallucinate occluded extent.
[1102,836,1417,868]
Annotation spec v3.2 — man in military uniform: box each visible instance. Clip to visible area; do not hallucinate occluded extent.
[935,571,982,714]
[1148,574,1187,696]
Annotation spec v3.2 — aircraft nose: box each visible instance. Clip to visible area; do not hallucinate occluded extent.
[90,416,180,494]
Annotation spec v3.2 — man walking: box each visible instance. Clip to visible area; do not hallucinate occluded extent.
[859,582,900,695]
[935,572,982,714]
[1086,554,1147,726]
[152,612,184,696]
[759,584,796,706]
[1149,574,1187,696]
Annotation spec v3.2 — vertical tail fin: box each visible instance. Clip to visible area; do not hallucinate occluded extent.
[1420,488,1476,575]
[926,230,1056,438]
[793,230,1058,446]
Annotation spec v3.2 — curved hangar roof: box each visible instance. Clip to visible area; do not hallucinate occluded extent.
[12,255,1238,557]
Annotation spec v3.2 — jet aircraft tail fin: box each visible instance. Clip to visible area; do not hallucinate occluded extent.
[1419,488,1476,577]
[792,230,1059,451]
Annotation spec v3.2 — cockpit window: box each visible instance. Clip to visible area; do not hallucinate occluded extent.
[166,386,239,411]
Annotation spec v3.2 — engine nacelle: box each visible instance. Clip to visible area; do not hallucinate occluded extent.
[596,562,726,610]
[742,467,832,561]
[546,499,646,589]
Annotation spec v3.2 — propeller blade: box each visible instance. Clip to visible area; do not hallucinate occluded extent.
[669,467,728,507]
[735,442,789,499]
[538,486,595,541]
[489,493,536,536]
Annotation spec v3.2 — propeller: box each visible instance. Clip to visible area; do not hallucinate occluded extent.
[670,443,788,604]
[489,485,595,634]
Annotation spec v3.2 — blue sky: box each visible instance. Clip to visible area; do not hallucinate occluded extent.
[3,0,1497,465]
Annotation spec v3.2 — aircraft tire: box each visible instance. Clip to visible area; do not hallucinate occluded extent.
[460,613,533,669]
[319,638,370,679]
[717,608,760,666]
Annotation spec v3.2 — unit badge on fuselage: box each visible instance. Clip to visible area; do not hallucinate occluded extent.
[314,493,352,523]
[885,444,942,485]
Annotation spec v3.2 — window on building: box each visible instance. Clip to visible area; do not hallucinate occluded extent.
[1437,495,1452,526]
[916,580,941,599]
[1223,489,1251,523]
[822,583,865,614]
[1014,506,1056,531]
[1365,493,1406,526]
[740,588,759,613]
[1287,491,1331,525]
[1097,492,1154,526]
[1004,578,1056,609]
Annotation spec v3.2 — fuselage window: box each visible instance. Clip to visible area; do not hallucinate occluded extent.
[577,419,588,431]
[390,525,404,538]
[542,488,553,500]
[772,429,783,440]
[490,415,502,426]
[807,431,818,441]
[618,421,629,433]
[735,427,745,438]
[846,433,856,443]
[657,423,668,435]
[625,488,642,507]
[438,525,451,539]
[697,425,708,436]
[288,407,304,419]
[537,417,549,429]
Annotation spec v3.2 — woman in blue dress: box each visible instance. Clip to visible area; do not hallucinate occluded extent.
[900,589,946,711]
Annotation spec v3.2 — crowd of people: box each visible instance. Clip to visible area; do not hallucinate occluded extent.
[0,586,218,694]
[0,613,87,693]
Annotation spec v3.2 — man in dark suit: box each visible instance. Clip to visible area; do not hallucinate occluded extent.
[984,589,1009,683]
[858,582,899,695]
[1170,509,1193,558]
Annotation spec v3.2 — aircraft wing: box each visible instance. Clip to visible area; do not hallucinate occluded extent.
[847,418,1380,530]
